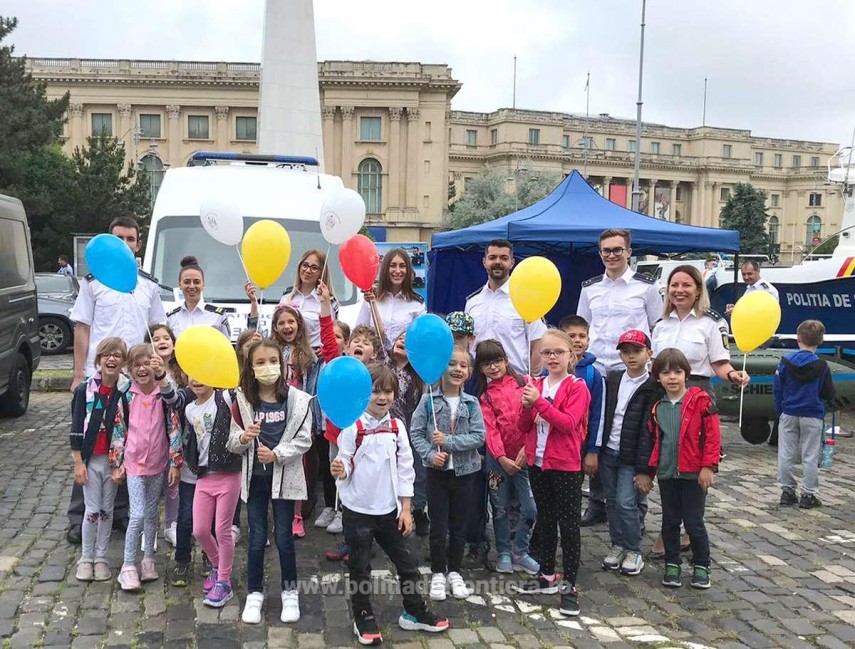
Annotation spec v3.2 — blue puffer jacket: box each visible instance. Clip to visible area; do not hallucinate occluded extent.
[410,391,485,476]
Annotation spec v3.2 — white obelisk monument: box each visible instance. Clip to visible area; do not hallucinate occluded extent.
[257,0,325,170]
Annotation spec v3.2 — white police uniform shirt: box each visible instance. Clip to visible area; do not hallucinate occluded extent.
[465,280,547,376]
[744,279,779,302]
[280,287,339,348]
[577,266,662,374]
[58,264,74,277]
[651,309,730,378]
[167,300,231,338]
[70,270,167,377]
[356,291,426,349]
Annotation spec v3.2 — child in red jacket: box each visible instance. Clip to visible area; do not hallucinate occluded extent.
[642,348,720,591]
[511,329,590,618]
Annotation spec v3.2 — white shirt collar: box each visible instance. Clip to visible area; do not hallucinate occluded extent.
[485,279,511,295]
[182,300,206,314]
[604,265,635,285]
[363,412,392,428]
[622,370,649,385]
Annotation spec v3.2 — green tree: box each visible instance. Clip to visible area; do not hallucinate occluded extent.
[719,183,770,254]
[447,169,561,230]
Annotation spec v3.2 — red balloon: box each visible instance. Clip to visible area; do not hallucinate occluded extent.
[339,234,379,291]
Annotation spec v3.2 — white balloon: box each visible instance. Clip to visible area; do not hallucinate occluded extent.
[320,188,367,245]
[200,198,244,246]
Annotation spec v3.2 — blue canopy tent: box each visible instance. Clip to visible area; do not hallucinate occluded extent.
[428,170,740,321]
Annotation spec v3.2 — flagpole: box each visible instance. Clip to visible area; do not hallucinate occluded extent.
[702,76,708,127]
[583,71,590,177]
[631,0,647,212]
[512,55,517,109]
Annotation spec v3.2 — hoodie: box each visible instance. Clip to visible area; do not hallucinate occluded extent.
[574,351,605,454]
[773,350,836,420]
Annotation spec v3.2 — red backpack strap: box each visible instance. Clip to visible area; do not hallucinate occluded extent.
[390,419,399,434]
[355,419,366,453]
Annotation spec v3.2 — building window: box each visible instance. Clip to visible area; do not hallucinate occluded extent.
[606,138,616,150]
[629,140,637,152]
[490,128,498,145]
[768,216,779,245]
[650,141,660,154]
[562,134,570,150]
[720,187,731,202]
[581,136,593,149]
[235,116,257,141]
[358,158,382,214]
[754,152,764,166]
[672,143,682,156]
[424,121,431,141]
[675,185,683,202]
[774,153,782,167]
[466,129,477,146]
[718,211,725,228]
[139,114,161,138]
[138,152,164,208]
[188,115,210,140]
[464,177,472,191]
[91,113,113,137]
[811,156,820,168]
[359,116,381,141]
[806,215,822,246]
[528,128,540,145]
[809,192,822,207]
[771,193,780,207]
[722,144,732,158]
[792,155,801,168]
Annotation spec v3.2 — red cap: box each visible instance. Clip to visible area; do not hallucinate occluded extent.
[617,329,652,349]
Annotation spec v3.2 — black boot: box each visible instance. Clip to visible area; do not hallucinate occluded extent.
[66,524,82,544]
[580,505,606,527]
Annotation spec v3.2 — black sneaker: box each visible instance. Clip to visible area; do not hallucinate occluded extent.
[690,565,711,589]
[580,506,607,527]
[171,561,191,587]
[353,610,382,645]
[66,524,82,545]
[558,583,580,616]
[510,572,560,594]
[461,542,489,569]
[413,510,430,538]
[780,490,798,506]
[799,493,822,509]
[398,609,449,633]
[662,563,682,588]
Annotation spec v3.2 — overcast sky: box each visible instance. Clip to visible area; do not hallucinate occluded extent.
[5,0,854,148]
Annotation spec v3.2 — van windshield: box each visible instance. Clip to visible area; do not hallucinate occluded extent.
[149,216,358,305]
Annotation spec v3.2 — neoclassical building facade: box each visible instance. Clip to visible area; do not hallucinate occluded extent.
[27,57,843,260]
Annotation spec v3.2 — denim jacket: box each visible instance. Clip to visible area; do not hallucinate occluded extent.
[410,391,485,477]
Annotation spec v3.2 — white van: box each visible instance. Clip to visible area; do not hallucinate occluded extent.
[142,153,362,339]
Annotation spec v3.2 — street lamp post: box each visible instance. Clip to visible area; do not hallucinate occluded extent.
[631,0,647,212]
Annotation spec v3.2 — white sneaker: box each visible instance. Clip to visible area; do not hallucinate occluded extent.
[280,589,300,623]
[232,525,241,545]
[429,573,447,601]
[242,592,264,624]
[326,510,343,534]
[314,507,336,528]
[447,571,470,599]
[164,523,177,547]
[140,532,158,553]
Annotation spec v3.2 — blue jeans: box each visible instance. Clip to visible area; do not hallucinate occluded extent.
[600,448,643,552]
[246,473,297,592]
[486,454,537,556]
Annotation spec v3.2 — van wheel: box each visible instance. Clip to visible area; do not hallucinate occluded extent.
[0,353,31,417]
[740,418,770,445]
[39,317,72,355]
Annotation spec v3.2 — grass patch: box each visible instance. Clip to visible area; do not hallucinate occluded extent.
[33,369,73,379]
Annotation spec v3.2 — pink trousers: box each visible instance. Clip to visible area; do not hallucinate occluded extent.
[192,471,241,583]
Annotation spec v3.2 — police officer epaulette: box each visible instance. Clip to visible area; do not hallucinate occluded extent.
[85,273,95,282]
[581,274,604,288]
[465,286,484,301]
[166,306,182,317]
[204,304,236,314]
[704,308,723,322]
[282,285,295,297]
[412,292,425,303]
[759,281,769,289]
[633,271,655,284]
[137,269,159,283]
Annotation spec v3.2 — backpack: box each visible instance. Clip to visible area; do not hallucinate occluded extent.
[355,418,400,454]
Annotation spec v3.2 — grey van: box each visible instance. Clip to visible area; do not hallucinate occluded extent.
[0,194,41,416]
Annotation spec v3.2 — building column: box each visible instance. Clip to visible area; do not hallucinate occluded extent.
[68,103,84,151]
[214,106,230,151]
[165,104,181,167]
[388,107,403,218]
[647,178,658,216]
[405,107,421,215]
[321,106,336,175]
[340,106,355,189]
[603,176,612,201]
[689,181,700,226]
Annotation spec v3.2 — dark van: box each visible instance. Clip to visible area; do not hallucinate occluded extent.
[0,194,40,416]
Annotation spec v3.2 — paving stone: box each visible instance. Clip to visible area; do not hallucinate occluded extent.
[448,628,479,644]
[476,626,505,643]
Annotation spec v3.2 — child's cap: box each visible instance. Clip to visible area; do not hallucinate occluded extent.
[616,329,652,349]
[446,311,475,336]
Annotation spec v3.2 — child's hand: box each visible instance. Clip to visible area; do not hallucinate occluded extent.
[111,467,125,485]
[698,467,714,491]
[73,461,89,486]
[168,467,181,487]
[431,429,445,446]
[398,509,413,537]
[521,383,539,408]
[244,280,258,303]
[330,458,346,478]
[514,447,528,468]
[432,451,448,468]
[583,452,599,476]
[634,474,653,494]
[498,456,519,476]
[240,423,260,445]
[256,443,275,464]
[317,280,331,303]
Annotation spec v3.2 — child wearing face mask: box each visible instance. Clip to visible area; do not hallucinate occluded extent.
[228,339,313,624]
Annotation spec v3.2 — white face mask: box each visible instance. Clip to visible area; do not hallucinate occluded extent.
[254,364,281,386]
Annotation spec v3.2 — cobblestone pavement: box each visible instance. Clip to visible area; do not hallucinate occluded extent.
[1,393,855,648]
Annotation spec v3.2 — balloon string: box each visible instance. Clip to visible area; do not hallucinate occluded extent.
[320,243,331,285]
[370,304,389,362]
[132,292,156,358]
[429,384,441,453]
[236,246,250,283]
[738,352,748,428]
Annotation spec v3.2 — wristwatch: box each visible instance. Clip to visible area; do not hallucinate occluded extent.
[726,369,738,383]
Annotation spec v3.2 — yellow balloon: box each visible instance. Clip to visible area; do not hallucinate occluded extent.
[509,256,562,322]
[731,290,781,352]
[175,326,240,389]
[241,220,291,289]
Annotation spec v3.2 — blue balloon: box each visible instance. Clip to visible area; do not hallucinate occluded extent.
[317,356,372,429]
[405,314,454,385]
[85,234,138,293]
